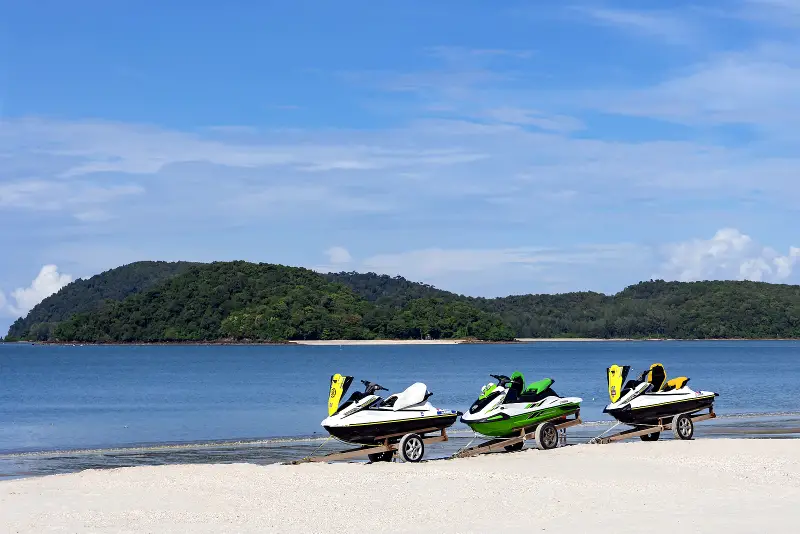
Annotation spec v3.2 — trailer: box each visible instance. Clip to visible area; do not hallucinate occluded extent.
[288,426,450,464]
[588,407,716,444]
[452,411,582,458]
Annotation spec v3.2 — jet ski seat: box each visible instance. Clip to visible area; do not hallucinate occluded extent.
[391,382,432,411]
[518,378,558,403]
[662,376,690,392]
[523,378,554,395]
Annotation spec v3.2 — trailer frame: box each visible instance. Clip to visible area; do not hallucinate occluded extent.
[452,410,582,458]
[589,407,716,444]
[289,426,450,464]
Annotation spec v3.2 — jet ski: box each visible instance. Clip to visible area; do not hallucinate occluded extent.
[460,372,582,439]
[321,373,461,445]
[604,363,719,428]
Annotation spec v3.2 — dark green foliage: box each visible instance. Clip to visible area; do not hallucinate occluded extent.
[37,262,513,342]
[7,261,197,340]
[10,265,800,343]
[325,272,456,308]
[219,283,375,341]
[384,298,516,341]
[329,273,800,339]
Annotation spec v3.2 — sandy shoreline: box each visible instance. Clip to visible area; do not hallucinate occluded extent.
[13,337,799,347]
[1,439,797,533]
[291,337,635,345]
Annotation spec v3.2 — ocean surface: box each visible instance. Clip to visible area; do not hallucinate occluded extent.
[1,340,799,479]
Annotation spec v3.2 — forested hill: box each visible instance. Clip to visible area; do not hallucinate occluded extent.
[6,261,198,340]
[5,262,514,343]
[325,272,457,306]
[327,272,800,339]
[4,263,800,342]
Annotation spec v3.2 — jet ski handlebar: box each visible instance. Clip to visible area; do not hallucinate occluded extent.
[490,374,511,384]
[360,379,388,395]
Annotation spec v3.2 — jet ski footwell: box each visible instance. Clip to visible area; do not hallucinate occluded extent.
[589,406,716,444]
[453,411,582,458]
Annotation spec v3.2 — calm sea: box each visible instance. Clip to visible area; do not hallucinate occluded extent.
[1,341,798,478]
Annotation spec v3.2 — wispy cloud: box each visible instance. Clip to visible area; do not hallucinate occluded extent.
[426,46,535,64]
[5,114,800,233]
[482,107,585,132]
[362,244,642,280]
[572,6,697,44]
[0,180,143,217]
[737,0,800,26]
[590,44,800,131]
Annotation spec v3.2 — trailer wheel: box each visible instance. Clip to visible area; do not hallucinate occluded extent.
[640,431,660,441]
[672,414,694,440]
[504,441,524,452]
[398,433,425,462]
[368,451,394,462]
[535,422,559,450]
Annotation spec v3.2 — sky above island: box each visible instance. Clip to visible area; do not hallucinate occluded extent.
[1,0,799,333]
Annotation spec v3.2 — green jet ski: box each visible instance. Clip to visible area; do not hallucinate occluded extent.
[460,372,582,438]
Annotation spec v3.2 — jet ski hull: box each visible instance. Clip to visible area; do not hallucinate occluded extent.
[323,412,459,445]
[462,401,580,438]
[604,393,716,426]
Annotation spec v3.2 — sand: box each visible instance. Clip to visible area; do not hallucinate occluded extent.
[290,339,463,345]
[1,439,798,533]
[290,338,633,345]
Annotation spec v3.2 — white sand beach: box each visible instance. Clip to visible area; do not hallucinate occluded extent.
[290,338,634,345]
[290,338,463,345]
[1,439,798,533]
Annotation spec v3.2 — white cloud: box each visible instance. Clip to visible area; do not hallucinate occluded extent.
[599,48,800,129]
[482,107,585,132]
[738,0,800,26]
[325,246,352,264]
[362,244,641,281]
[659,228,799,282]
[1,118,485,179]
[574,7,697,44]
[224,185,394,218]
[2,265,73,317]
[3,113,800,236]
[311,242,650,296]
[0,180,143,218]
[313,246,355,274]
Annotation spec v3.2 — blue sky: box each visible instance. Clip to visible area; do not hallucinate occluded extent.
[2,0,799,333]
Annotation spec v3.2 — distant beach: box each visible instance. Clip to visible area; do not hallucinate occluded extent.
[16,336,800,347]
[289,337,635,345]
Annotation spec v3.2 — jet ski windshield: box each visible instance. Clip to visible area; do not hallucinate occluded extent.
[469,390,502,414]
[621,363,667,397]
[329,377,387,415]
[468,375,508,414]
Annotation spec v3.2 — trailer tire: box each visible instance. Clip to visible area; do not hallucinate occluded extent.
[640,431,660,441]
[672,413,694,440]
[504,441,524,452]
[535,422,559,450]
[398,433,425,462]
[368,451,394,462]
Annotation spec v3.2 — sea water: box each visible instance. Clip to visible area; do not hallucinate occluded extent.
[1,340,798,478]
